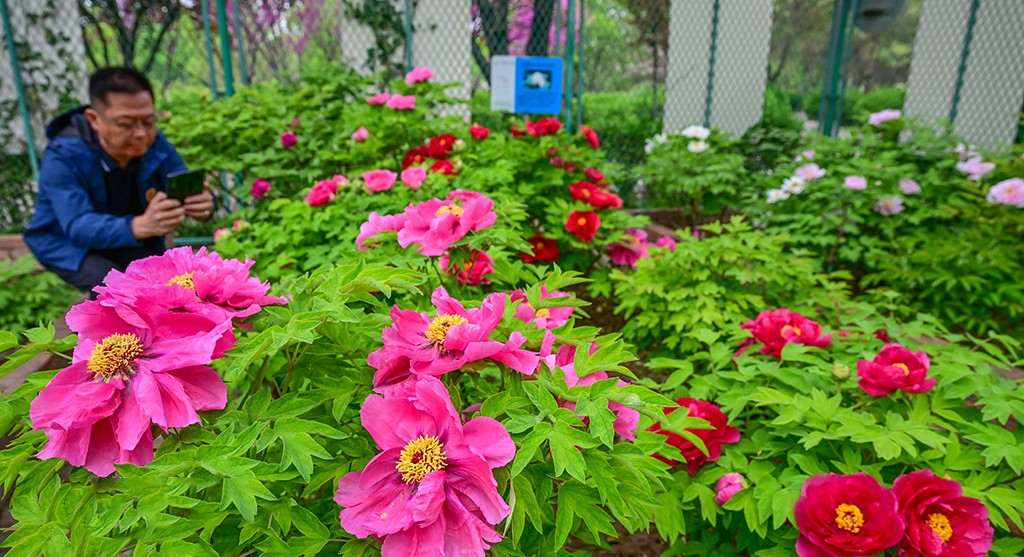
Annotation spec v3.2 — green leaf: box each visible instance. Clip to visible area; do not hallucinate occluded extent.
[550,421,593,482]
[511,423,551,478]
[219,476,276,522]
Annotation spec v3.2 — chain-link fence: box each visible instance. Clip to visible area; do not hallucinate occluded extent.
[2,0,1024,230]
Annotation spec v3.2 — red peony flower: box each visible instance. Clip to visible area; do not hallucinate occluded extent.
[565,210,600,242]
[510,124,527,137]
[565,162,577,173]
[584,168,606,183]
[429,159,457,175]
[579,125,599,149]
[470,125,490,139]
[427,134,457,159]
[550,156,566,168]
[857,344,935,397]
[648,398,740,475]
[401,146,429,169]
[741,309,832,359]
[520,233,560,263]
[526,117,563,137]
[795,473,905,557]
[891,470,993,557]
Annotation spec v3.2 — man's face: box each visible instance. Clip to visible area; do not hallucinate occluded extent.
[85,91,157,161]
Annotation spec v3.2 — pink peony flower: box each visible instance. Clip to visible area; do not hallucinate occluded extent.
[397,191,497,256]
[94,246,286,321]
[891,470,993,557]
[868,109,902,126]
[986,178,1024,207]
[368,287,539,392]
[955,157,995,180]
[352,126,370,142]
[654,236,677,251]
[802,149,816,161]
[844,175,868,190]
[795,473,905,557]
[510,286,575,330]
[899,178,922,195]
[649,398,740,475]
[335,376,513,557]
[404,67,434,85]
[250,178,271,200]
[740,309,832,359]
[364,169,398,193]
[608,228,650,269]
[356,212,409,251]
[794,163,826,181]
[366,93,391,105]
[306,178,338,206]
[715,473,745,505]
[470,125,490,139]
[873,197,904,216]
[440,250,493,286]
[857,343,935,396]
[280,132,297,148]
[400,166,427,190]
[30,300,231,476]
[386,95,416,110]
[213,228,230,242]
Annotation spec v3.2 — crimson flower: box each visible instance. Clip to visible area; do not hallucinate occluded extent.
[526,117,563,137]
[740,309,832,358]
[280,132,297,148]
[470,125,490,139]
[891,470,993,557]
[795,473,905,557]
[402,146,429,169]
[579,125,600,149]
[857,344,935,396]
[440,250,493,286]
[510,124,527,137]
[565,210,600,242]
[427,134,457,159]
[584,168,606,183]
[430,159,457,175]
[648,398,740,475]
[550,156,566,168]
[520,233,560,263]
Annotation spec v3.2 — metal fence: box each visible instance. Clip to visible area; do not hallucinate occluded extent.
[2,0,1024,231]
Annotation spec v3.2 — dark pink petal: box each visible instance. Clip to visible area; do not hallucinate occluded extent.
[431,286,469,319]
[30,362,120,431]
[82,418,121,476]
[445,445,511,524]
[37,425,92,469]
[462,416,515,468]
[114,381,152,451]
[133,366,200,429]
[161,365,227,412]
[380,518,446,557]
[442,491,503,557]
[337,469,414,538]
[411,470,447,523]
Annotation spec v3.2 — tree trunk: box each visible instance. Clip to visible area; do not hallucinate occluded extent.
[527,0,556,56]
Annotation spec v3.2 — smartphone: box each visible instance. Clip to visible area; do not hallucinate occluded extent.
[166,168,206,202]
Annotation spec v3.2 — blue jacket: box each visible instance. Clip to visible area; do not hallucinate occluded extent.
[24,106,188,271]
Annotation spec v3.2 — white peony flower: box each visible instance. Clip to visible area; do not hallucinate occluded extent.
[687,140,709,153]
[781,176,806,194]
[681,125,711,140]
[767,189,790,204]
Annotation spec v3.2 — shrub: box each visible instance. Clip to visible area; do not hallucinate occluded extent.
[0,255,79,335]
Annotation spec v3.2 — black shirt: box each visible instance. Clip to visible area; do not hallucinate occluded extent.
[92,146,162,269]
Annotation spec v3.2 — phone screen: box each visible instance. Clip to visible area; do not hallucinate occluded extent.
[167,169,206,202]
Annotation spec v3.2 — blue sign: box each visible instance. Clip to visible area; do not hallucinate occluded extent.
[490,56,564,115]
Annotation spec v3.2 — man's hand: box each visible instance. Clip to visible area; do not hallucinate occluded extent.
[184,185,215,221]
[131,191,185,239]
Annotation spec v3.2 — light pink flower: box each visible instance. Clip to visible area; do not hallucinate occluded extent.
[386,95,416,110]
[213,228,230,242]
[986,178,1024,207]
[250,178,271,200]
[844,175,868,190]
[306,178,338,206]
[440,250,493,285]
[398,191,497,256]
[405,67,434,85]
[368,287,539,393]
[654,236,677,251]
[94,247,286,321]
[955,143,979,160]
[899,178,921,195]
[335,376,513,557]
[955,157,995,180]
[364,169,398,193]
[352,126,370,142]
[608,229,650,269]
[801,149,816,161]
[356,212,409,251]
[544,341,639,440]
[401,166,427,190]
[873,197,905,216]
[715,473,745,505]
[30,300,230,476]
[510,286,575,330]
[794,163,826,181]
[280,131,297,148]
[366,93,391,105]
[868,109,902,126]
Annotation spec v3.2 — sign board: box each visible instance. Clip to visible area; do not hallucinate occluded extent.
[490,55,564,114]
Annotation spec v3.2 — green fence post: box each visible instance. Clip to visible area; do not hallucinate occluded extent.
[703,0,721,128]
[949,0,980,126]
[575,0,584,132]
[404,0,413,73]
[201,0,219,98]
[232,0,248,86]
[563,0,575,131]
[818,0,855,137]
[0,0,39,179]
[216,0,235,96]
[554,0,562,56]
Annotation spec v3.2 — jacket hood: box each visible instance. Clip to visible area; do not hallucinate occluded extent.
[46,106,98,150]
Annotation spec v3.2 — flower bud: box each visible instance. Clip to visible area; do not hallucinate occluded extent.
[715,473,745,505]
[832,362,850,380]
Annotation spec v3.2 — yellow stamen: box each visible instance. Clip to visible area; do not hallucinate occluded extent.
[577,217,587,226]
[425,314,469,349]
[782,324,802,337]
[396,436,447,483]
[166,271,196,290]
[87,333,143,381]
[835,504,864,533]
[535,308,551,318]
[435,204,464,218]
[926,513,952,542]
[893,363,910,376]
[380,512,387,519]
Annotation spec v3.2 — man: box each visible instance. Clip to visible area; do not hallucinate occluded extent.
[24,67,214,296]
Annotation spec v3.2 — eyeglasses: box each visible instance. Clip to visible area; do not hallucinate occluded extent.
[93,109,157,132]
